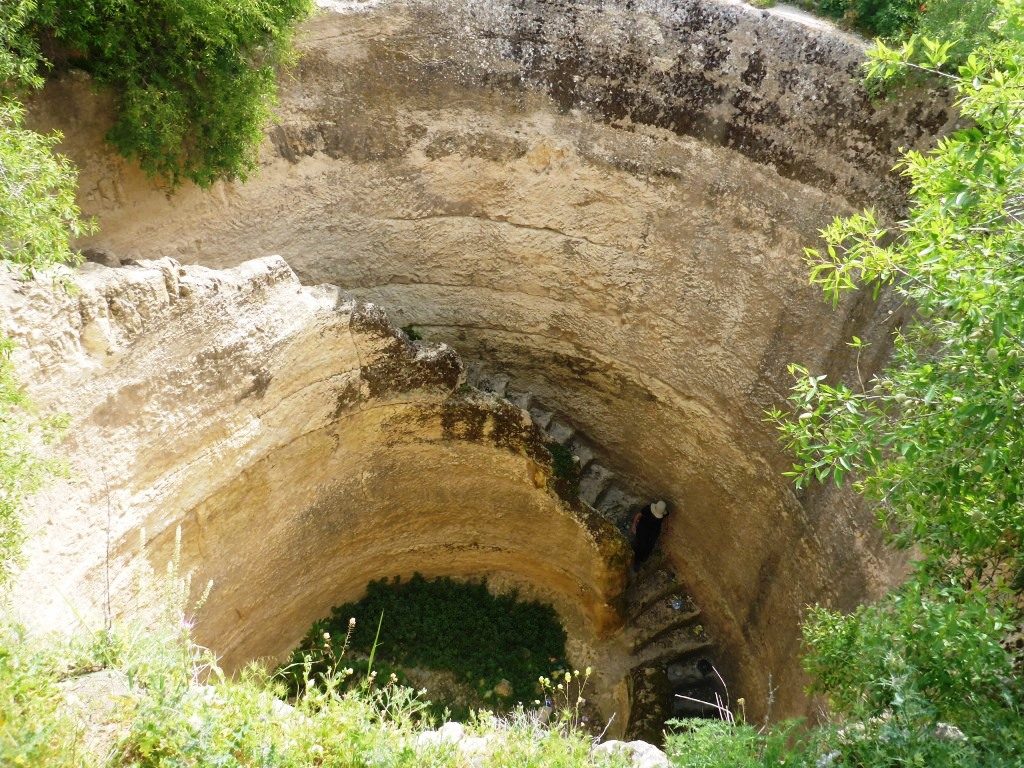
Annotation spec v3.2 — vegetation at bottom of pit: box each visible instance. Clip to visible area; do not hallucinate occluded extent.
[0,557,612,768]
[282,574,568,715]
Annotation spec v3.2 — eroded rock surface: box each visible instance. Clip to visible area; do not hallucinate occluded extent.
[19,0,937,720]
[1,257,628,676]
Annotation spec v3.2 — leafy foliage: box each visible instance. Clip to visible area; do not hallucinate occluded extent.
[0,339,67,587]
[2,2,89,272]
[0,0,44,92]
[768,2,1024,764]
[664,720,823,768]
[802,583,1020,765]
[2,3,88,273]
[36,0,313,188]
[666,721,764,768]
[796,0,919,38]
[0,623,82,768]
[285,574,568,709]
[0,568,602,768]
[795,0,999,46]
[0,99,90,273]
[916,0,1002,63]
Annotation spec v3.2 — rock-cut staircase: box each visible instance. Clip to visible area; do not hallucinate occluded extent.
[463,363,720,737]
[465,364,645,536]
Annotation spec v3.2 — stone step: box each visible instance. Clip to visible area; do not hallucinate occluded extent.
[479,371,510,397]
[630,602,701,652]
[506,389,533,411]
[667,657,716,689]
[634,627,713,669]
[625,665,673,744]
[596,484,643,531]
[545,417,575,446]
[626,566,687,620]
[579,463,615,506]
[528,403,554,430]
[566,435,597,471]
[466,368,648,534]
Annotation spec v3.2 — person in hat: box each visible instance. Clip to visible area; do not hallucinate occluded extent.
[630,499,668,568]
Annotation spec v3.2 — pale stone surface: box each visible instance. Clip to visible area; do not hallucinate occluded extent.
[593,739,670,768]
[58,669,134,761]
[2,257,628,676]
[416,721,467,747]
[18,0,935,719]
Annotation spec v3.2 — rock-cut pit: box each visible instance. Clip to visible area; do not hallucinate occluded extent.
[3,0,950,740]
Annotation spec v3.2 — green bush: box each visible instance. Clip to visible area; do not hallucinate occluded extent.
[0,99,90,272]
[284,574,568,710]
[0,0,44,92]
[664,719,824,768]
[665,721,763,768]
[802,582,1022,766]
[915,0,1001,62]
[795,0,998,45]
[795,0,919,37]
[35,0,312,188]
[0,623,82,768]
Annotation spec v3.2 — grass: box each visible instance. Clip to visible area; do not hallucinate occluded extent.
[0,622,611,768]
[281,574,569,718]
[0,544,612,768]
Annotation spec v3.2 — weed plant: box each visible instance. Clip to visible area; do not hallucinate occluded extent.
[0,537,613,768]
[548,441,581,497]
[282,574,568,713]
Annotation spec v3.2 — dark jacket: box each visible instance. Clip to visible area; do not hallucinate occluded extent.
[631,504,663,563]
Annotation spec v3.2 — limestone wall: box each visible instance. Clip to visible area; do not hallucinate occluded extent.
[20,0,944,717]
[1,257,628,672]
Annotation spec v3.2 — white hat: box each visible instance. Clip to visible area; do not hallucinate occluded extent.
[651,500,667,519]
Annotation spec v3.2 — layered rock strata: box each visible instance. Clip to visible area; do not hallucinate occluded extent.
[1,257,628,673]
[20,0,945,717]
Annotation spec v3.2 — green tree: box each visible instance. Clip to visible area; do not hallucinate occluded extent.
[2,0,88,271]
[0,100,89,273]
[769,1,1024,763]
[37,0,314,187]
[796,0,1000,47]
[0,0,44,91]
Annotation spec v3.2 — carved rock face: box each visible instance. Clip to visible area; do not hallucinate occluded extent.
[18,0,938,719]
[1,258,627,675]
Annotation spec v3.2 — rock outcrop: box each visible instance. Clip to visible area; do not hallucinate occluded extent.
[1,257,628,674]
